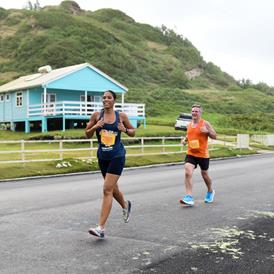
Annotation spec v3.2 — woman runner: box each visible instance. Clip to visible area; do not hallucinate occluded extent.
[85,90,135,238]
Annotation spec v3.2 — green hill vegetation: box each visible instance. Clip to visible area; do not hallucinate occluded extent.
[0,1,274,134]
[0,1,236,88]
[125,87,274,133]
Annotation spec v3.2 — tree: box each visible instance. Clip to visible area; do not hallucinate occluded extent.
[26,1,33,10]
[34,0,41,10]
[237,78,252,89]
[25,0,41,11]
[254,82,270,93]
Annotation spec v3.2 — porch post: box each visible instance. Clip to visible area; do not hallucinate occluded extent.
[26,90,29,118]
[42,117,47,132]
[121,93,124,112]
[43,86,47,115]
[25,120,30,133]
[85,90,87,116]
[10,121,15,131]
[62,117,65,131]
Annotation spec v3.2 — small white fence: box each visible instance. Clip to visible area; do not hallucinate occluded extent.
[236,134,274,148]
[2,134,271,164]
[0,136,226,164]
[251,134,274,146]
[237,134,250,149]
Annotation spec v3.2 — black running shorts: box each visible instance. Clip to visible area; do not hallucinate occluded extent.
[98,157,125,178]
[185,154,209,171]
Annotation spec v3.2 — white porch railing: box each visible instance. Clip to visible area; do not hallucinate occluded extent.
[28,101,145,117]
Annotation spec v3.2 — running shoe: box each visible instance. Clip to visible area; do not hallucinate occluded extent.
[123,200,132,223]
[204,190,215,203]
[179,195,194,206]
[88,226,105,238]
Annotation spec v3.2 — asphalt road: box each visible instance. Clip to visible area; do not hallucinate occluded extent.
[0,154,273,274]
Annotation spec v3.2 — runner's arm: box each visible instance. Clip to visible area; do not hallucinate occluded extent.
[85,112,101,138]
[118,112,136,137]
[204,121,217,139]
[181,136,188,145]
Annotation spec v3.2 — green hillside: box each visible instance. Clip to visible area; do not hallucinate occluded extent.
[0,1,236,89]
[0,1,273,133]
[124,87,274,133]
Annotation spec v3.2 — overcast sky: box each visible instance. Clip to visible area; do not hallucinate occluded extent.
[1,0,274,86]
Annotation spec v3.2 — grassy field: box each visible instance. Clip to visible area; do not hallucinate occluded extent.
[0,123,271,180]
[0,124,181,141]
[0,147,257,180]
[0,127,238,163]
[0,122,262,142]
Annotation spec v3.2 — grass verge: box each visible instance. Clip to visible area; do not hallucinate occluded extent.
[0,147,257,181]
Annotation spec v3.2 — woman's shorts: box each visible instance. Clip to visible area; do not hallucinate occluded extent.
[185,154,209,171]
[98,157,125,178]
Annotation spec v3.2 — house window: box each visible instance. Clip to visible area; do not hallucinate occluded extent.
[80,95,94,102]
[6,94,10,102]
[94,96,102,102]
[0,95,4,102]
[16,92,23,107]
[41,93,56,104]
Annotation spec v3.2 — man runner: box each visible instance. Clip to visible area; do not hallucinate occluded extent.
[180,104,217,206]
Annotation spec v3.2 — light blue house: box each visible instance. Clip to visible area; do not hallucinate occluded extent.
[0,63,146,133]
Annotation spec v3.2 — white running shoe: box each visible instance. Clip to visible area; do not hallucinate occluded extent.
[88,226,105,238]
[123,200,132,223]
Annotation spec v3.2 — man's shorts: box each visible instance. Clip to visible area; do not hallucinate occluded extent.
[185,154,209,171]
[98,157,125,178]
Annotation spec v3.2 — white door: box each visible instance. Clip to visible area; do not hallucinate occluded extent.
[42,93,56,115]
[94,95,102,111]
[80,95,94,114]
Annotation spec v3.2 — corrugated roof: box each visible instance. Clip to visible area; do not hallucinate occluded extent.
[0,62,128,93]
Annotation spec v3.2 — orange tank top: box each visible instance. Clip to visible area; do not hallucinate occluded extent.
[187,119,209,158]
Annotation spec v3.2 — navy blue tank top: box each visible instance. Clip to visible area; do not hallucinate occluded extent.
[96,110,126,160]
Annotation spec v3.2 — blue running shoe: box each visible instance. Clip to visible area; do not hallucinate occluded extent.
[123,200,131,223]
[179,195,194,206]
[88,226,105,238]
[204,190,215,203]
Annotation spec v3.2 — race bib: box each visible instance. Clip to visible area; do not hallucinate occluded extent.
[189,139,200,149]
[101,130,116,147]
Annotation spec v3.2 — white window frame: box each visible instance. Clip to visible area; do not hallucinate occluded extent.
[0,94,4,102]
[16,92,23,107]
[41,93,56,104]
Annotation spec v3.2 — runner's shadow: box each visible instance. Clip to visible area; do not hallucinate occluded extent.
[87,238,108,246]
[179,205,195,209]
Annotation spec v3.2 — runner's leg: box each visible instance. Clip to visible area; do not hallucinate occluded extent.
[201,169,213,192]
[113,184,127,209]
[98,173,120,228]
[185,162,195,195]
